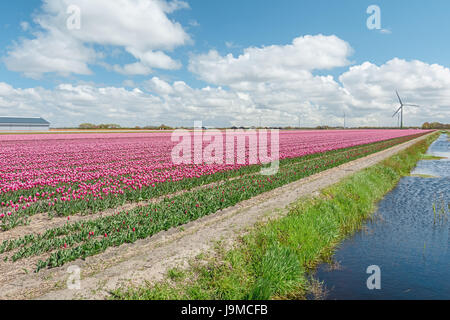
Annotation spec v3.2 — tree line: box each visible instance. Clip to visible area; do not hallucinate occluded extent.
[422,122,450,129]
[77,122,449,130]
[78,123,173,130]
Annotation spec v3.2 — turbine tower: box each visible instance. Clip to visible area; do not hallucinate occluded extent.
[392,91,420,129]
[343,112,346,129]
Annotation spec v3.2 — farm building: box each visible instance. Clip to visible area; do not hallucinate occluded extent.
[0,117,50,131]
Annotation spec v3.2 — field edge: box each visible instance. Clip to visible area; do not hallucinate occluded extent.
[110,131,440,300]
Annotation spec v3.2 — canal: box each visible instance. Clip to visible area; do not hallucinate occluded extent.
[313,133,449,300]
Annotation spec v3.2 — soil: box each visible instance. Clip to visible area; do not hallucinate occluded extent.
[0,133,431,300]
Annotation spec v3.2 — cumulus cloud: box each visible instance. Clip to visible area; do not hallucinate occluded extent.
[339,58,450,125]
[1,33,449,128]
[188,34,353,87]
[0,82,167,127]
[126,49,182,70]
[112,62,152,76]
[145,77,175,95]
[185,35,449,127]
[151,56,450,127]
[3,0,190,77]
[3,29,98,79]
[185,34,357,126]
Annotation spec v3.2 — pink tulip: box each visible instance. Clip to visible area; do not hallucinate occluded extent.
[0,130,429,218]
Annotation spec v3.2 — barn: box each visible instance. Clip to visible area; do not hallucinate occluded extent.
[0,117,50,132]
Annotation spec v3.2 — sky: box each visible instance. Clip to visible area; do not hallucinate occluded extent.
[0,0,449,128]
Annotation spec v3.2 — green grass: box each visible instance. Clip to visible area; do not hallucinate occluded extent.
[409,173,438,178]
[167,268,187,282]
[111,132,440,301]
[421,154,446,160]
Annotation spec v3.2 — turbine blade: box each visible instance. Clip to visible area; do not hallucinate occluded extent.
[403,104,420,107]
[392,105,402,117]
[396,90,403,105]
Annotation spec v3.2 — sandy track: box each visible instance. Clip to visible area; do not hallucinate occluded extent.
[0,144,370,241]
[0,133,431,300]
[0,174,242,242]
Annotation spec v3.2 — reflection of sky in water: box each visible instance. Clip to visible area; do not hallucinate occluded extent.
[313,134,450,300]
[426,133,450,159]
[412,134,449,178]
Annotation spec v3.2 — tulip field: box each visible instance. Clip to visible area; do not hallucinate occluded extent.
[0,130,429,271]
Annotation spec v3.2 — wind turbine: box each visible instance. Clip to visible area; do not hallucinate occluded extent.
[343,112,346,129]
[392,91,420,129]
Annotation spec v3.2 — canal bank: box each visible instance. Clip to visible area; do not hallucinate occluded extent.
[111,132,440,300]
[313,132,449,300]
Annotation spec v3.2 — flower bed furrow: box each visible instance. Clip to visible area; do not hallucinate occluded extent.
[0,132,426,271]
[0,133,424,231]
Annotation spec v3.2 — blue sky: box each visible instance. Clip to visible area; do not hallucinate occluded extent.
[0,0,449,127]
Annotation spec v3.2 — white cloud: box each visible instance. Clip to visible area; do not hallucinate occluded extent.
[186,36,449,127]
[145,77,175,95]
[122,80,136,87]
[126,49,182,70]
[112,62,152,76]
[225,41,239,49]
[184,34,357,126]
[1,33,449,128]
[339,58,450,125]
[188,20,200,27]
[3,28,97,78]
[189,34,353,86]
[0,82,166,126]
[3,0,190,77]
[20,21,30,31]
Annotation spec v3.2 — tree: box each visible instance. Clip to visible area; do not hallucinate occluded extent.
[158,124,173,130]
[422,122,450,129]
[79,123,97,129]
[78,123,121,129]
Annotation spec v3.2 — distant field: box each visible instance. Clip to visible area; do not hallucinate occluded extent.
[0,129,173,135]
[0,129,430,272]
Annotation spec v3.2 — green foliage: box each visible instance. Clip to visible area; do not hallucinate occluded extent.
[78,123,121,129]
[422,122,450,129]
[247,245,304,300]
[1,134,424,272]
[1,133,425,231]
[2,130,436,301]
[112,132,439,300]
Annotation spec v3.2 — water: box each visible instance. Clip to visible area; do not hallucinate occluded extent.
[313,134,450,300]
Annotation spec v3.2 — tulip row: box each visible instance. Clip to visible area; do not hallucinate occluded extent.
[0,130,427,219]
[0,132,426,271]
[0,132,425,231]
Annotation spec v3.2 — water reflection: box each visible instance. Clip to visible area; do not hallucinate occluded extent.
[312,134,449,300]
[412,133,449,178]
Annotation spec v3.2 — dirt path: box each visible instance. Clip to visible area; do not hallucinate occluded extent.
[0,175,242,242]
[0,144,359,240]
[0,133,432,300]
